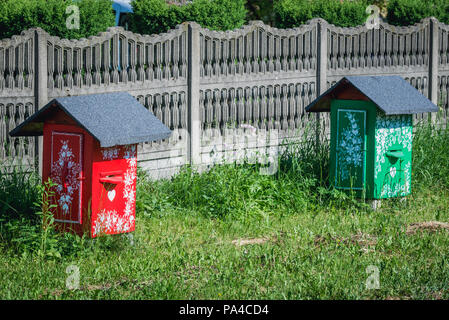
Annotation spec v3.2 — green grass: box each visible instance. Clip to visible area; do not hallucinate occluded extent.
[1,123,449,300]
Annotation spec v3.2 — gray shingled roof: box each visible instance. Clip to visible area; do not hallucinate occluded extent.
[9,92,172,147]
[306,75,439,115]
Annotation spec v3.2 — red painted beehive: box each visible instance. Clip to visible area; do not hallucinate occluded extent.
[10,92,171,237]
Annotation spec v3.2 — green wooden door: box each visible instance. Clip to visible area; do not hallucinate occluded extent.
[335,109,366,190]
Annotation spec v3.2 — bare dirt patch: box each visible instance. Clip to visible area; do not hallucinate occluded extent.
[406,221,449,235]
[314,232,377,252]
[429,290,445,300]
[232,237,270,246]
[81,278,153,292]
[231,232,285,247]
[385,295,412,300]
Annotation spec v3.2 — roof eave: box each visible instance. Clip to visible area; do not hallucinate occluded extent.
[383,107,440,115]
[9,99,56,137]
[9,99,104,147]
[99,131,172,148]
[305,86,340,113]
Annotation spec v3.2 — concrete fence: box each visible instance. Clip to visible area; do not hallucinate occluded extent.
[0,18,448,179]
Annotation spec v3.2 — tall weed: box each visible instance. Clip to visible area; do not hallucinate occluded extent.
[413,123,449,189]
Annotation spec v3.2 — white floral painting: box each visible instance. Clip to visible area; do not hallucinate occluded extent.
[51,140,81,216]
[336,111,364,184]
[102,147,119,161]
[92,209,131,236]
[123,145,137,221]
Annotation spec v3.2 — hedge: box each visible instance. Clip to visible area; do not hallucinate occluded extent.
[386,0,449,26]
[0,0,115,39]
[273,0,370,29]
[2,0,447,41]
[246,0,276,25]
[129,0,248,35]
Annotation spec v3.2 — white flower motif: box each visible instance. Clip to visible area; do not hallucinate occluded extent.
[51,140,81,216]
[92,209,133,236]
[337,112,364,182]
[102,148,120,161]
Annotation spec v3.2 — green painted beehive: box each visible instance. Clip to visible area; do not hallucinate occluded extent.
[306,76,438,199]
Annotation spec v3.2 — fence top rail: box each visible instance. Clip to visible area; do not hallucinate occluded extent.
[1,17,447,45]
[439,20,449,32]
[327,17,434,35]
[198,19,322,39]
[0,28,36,47]
[45,24,188,47]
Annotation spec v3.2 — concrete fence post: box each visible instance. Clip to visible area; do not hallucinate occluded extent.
[316,20,328,148]
[429,17,439,124]
[34,28,48,177]
[187,22,201,166]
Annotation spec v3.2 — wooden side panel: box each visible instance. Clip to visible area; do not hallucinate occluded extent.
[335,109,366,190]
[43,122,93,236]
[330,100,378,198]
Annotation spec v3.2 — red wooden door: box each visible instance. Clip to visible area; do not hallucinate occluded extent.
[50,132,83,224]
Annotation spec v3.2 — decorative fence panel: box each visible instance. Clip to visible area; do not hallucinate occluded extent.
[45,24,190,180]
[439,21,449,129]
[198,20,318,167]
[0,18,448,179]
[0,29,36,172]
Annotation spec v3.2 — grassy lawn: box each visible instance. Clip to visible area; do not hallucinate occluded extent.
[1,123,449,300]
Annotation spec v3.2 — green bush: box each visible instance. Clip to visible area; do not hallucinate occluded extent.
[386,0,449,26]
[273,0,370,28]
[246,0,276,25]
[0,0,115,39]
[129,0,247,35]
